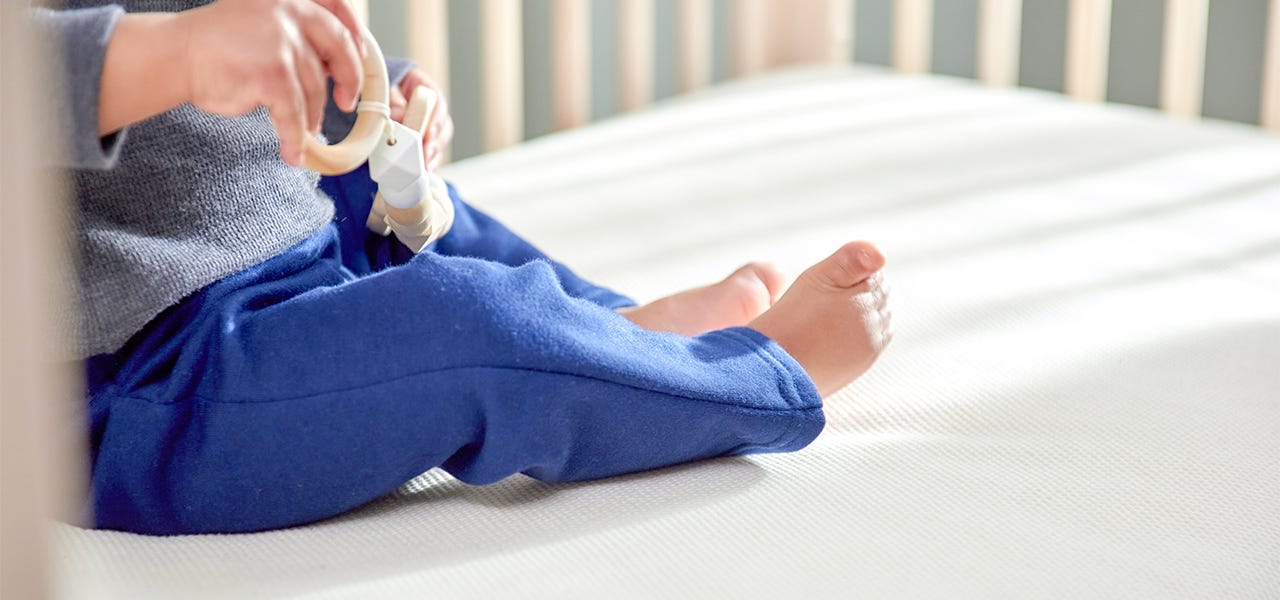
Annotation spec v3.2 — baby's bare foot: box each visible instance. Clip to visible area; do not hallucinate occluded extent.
[748,241,893,397]
[620,263,786,336]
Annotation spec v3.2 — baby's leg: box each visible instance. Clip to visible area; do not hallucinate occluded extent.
[320,167,634,309]
[749,241,893,397]
[86,230,822,534]
[322,168,784,334]
[618,263,786,336]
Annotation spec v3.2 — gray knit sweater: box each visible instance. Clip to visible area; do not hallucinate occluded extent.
[39,1,411,357]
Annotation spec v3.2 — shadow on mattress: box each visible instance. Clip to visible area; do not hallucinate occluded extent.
[67,457,766,596]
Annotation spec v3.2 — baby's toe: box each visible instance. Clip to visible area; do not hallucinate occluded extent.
[730,262,787,304]
[807,241,885,290]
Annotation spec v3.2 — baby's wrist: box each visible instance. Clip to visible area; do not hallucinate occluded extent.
[122,11,192,107]
[160,11,195,108]
[99,12,190,134]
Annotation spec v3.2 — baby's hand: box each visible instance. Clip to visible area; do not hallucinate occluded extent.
[389,68,454,171]
[748,242,893,398]
[178,0,366,165]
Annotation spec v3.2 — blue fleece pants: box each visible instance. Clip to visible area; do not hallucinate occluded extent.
[84,167,823,535]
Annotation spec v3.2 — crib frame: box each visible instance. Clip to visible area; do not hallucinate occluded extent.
[349,0,1279,155]
[3,1,1280,597]
[2,3,86,599]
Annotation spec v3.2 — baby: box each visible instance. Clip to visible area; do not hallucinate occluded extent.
[43,0,892,535]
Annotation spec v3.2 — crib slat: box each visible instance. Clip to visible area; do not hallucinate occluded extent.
[1159,0,1209,118]
[369,1,452,155]
[786,0,854,64]
[731,0,771,77]
[406,1,450,98]
[406,1,450,162]
[678,0,713,92]
[893,0,933,74]
[1260,0,1280,129]
[977,0,1022,86]
[619,0,655,111]
[552,0,591,130]
[481,0,523,150]
[1,4,88,597]
[1064,0,1112,101]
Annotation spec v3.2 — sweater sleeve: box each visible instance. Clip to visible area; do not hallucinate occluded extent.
[321,56,416,142]
[33,5,128,170]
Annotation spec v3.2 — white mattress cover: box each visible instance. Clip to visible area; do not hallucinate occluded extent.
[53,66,1280,599]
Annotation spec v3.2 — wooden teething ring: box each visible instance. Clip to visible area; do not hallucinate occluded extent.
[302,26,390,176]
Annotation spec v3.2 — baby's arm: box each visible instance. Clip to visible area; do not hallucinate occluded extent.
[36,5,132,169]
[39,0,367,169]
[94,12,195,138]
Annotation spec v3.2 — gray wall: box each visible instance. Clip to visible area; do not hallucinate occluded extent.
[369,1,1276,161]
[1106,0,1165,109]
[932,0,979,78]
[1203,0,1269,124]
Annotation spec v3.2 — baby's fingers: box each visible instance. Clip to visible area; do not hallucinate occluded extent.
[309,0,366,57]
[425,115,452,169]
[426,141,442,171]
[294,0,363,111]
[388,85,408,123]
[432,110,454,148]
[267,76,309,166]
[296,47,327,136]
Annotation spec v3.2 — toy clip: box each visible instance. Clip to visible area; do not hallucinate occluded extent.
[365,86,454,252]
[299,28,453,252]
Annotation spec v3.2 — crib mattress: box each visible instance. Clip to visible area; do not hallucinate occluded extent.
[54,66,1280,599]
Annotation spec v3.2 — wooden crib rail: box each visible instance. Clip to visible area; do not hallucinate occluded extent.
[553,0,591,131]
[619,0,656,111]
[1,2,86,599]
[678,0,714,92]
[893,0,931,74]
[1262,0,1280,128]
[1064,0,1111,102]
[5,3,1280,595]
[1161,0,1209,118]
[356,0,1280,158]
[978,0,1022,87]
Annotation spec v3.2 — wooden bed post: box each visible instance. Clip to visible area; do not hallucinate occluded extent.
[1,3,88,599]
[978,0,1023,87]
[893,0,933,74]
[481,0,524,150]
[1260,0,1280,130]
[731,0,772,77]
[619,0,656,112]
[1160,0,1209,118]
[406,1,451,106]
[552,0,591,130]
[783,0,854,66]
[678,0,713,92]
[1064,0,1112,102]
[732,0,852,76]
[406,0,451,162]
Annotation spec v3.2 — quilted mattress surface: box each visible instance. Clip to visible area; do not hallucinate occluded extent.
[54,66,1279,599]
